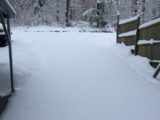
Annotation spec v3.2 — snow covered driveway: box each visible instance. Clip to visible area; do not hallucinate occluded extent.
[1,29,160,120]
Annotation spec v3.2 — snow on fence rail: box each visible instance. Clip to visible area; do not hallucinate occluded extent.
[117,16,160,68]
[139,17,160,29]
[118,30,137,37]
[119,16,139,25]
[138,39,160,45]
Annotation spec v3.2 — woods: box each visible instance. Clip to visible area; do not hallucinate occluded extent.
[9,0,160,26]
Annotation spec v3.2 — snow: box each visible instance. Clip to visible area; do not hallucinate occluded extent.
[82,8,96,16]
[118,30,137,37]
[151,60,160,63]
[0,23,7,30]
[0,32,5,35]
[0,27,160,120]
[156,64,160,72]
[110,43,160,82]
[139,17,160,29]
[13,26,110,33]
[138,39,160,45]
[97,0,101,3]
[0,24,3,29]
[128,45,135,50]
[119,16,139,25]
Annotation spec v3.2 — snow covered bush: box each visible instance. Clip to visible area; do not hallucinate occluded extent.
[82,1,107,28]
[82,8,98,27]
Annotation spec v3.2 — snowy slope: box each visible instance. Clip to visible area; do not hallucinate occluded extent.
[0,28,160,120]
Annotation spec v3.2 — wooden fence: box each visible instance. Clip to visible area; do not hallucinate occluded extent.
[117,15,140,46]
[117,16,160,67]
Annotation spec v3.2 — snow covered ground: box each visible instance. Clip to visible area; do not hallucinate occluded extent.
[0,27,160,120]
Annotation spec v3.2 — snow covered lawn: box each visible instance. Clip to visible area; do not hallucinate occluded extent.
[0,27,160,120]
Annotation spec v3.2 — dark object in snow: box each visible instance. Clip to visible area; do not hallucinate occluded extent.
[153,64,160,78]
[0,94,11,114]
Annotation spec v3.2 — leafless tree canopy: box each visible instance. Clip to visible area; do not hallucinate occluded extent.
[9,0,160,26]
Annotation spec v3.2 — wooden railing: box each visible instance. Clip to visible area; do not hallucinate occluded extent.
[117,16,160,68]
[137,18,160,62]
[117,15,140,46]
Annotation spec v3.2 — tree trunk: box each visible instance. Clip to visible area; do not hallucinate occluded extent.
[65,0,70,27]
[141,0,146,23]
[56,0,59,22]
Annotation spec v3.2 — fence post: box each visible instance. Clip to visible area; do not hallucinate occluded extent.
[153,64,160,78]
[135,16,140,55]
[116,15,120,43]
